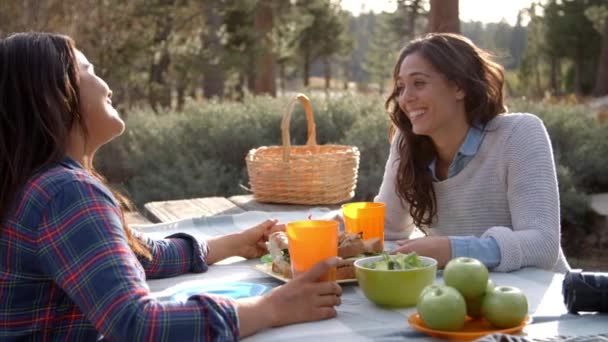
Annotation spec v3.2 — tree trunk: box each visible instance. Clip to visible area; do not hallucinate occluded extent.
[303,49,310,87]
[176,82,186,111]
[247,58,256,93]
[534,55,542,98]
[279,62,286,95]
[234,73,245,102]
[324,56,331,91]
[555,58,561,96]
[148,1,174,112]
[574,50,583,96]
[343,61,349,90]
[407,0,423,37]
[149,48,171,110]
[549,56,558,96]
[428,0,460,33]
[253,2,276,96]
[594,18,608,96]
[24,0,40,27]
[120,84,131,111]
[201,2,225,99]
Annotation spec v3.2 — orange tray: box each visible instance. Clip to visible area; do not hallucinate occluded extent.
[408,313,531,341]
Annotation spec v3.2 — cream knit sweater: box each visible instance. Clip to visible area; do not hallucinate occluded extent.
[375,113,570,272]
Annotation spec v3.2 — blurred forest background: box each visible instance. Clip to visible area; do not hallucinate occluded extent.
[2,0,608,269]
[2,0,608,108]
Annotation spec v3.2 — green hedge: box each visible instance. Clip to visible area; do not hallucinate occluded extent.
[96,94,391,206]
[96,95,606,247]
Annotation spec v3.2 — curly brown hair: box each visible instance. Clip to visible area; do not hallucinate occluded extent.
[385,33,507,227]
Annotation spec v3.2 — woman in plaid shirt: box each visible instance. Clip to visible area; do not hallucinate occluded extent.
[0,32,342,341]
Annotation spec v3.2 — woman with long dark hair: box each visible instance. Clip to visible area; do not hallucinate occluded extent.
[0,32,342,341]
[377,33,569,272]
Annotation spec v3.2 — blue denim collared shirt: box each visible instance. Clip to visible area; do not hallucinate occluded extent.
[429,124,485,181]
[429,125,501,268]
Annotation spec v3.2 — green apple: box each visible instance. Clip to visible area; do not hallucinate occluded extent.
[482,285,528,328]
[466,279,495,319]
[417,285,467,331]
[418,284,442,303]
[443,257,489,300]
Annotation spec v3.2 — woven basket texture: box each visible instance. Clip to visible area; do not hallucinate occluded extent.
[246,94,360,205]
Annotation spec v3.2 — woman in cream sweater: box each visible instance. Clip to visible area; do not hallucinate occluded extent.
[377,33,569,273]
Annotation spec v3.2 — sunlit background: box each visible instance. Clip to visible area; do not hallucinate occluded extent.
[340,0,537,25]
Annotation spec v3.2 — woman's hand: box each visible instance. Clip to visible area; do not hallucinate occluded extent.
[392,236,452,268]
[237,257,343,337]
[236,219,284,259]
[206,219,284,264]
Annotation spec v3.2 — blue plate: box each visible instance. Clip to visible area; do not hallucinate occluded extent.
[171,282,272,302]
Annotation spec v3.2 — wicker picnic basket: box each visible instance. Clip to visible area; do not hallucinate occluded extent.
[245,94,360,205]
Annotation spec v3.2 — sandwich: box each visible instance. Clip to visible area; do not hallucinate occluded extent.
[266,231,383,280]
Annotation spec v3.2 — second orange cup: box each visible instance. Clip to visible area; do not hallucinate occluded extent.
[286,220,339,282]
[342,202,386,246]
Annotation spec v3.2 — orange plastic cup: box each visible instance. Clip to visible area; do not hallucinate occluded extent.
[342,202,386,245]
[286,220,339,282]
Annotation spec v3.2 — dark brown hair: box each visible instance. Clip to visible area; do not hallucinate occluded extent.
[386,33,507,227]
[0,32,151,259]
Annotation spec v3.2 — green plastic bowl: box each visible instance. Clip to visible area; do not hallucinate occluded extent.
[354,255,437,308]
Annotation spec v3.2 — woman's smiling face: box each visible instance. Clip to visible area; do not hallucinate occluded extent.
[396,52,466,139]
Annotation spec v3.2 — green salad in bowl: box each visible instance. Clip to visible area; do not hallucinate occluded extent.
[362,252,426,270]
[354,253,437,307]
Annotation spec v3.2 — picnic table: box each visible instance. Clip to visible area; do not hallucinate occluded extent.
[138,196,608,342]
[143,194,341,223]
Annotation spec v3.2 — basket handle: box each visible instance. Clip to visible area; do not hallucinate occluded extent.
[280,93,317,162]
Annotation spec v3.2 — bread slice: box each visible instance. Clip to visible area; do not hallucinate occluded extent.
[336,258,356,280]
[271,258,292,278]
[338,234,384,259]
[338,238,366,258]
[363,238,383,254]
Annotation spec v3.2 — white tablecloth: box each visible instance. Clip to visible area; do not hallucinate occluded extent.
[140,210,608,341]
